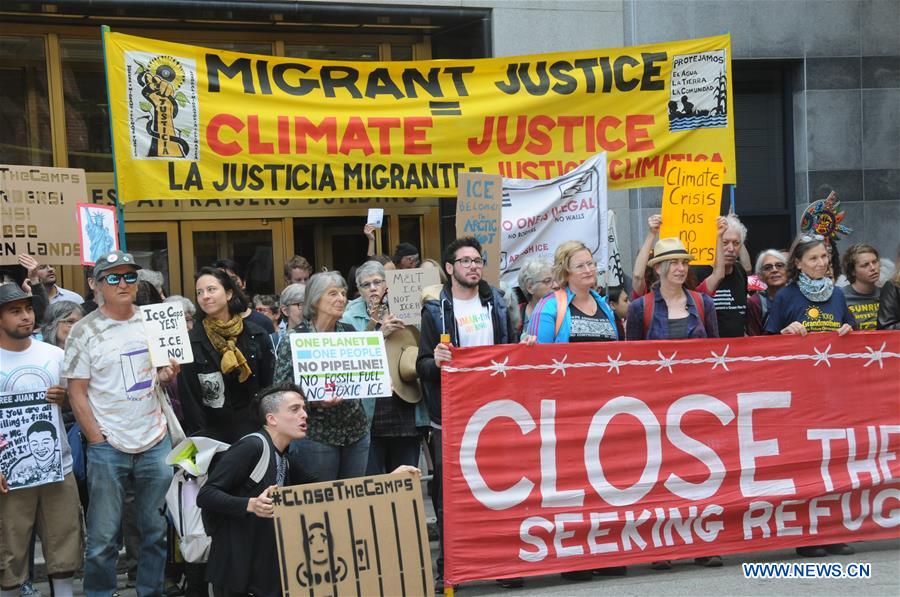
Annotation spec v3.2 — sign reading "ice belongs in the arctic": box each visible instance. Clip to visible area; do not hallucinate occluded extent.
[668,50,728,132]
[290,332,392,401]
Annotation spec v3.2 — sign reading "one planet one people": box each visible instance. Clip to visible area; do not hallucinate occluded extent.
[290,332,392,401]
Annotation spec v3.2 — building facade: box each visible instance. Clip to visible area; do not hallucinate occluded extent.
[2,0,897,295]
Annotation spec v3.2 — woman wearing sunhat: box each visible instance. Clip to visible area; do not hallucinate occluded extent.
[626,237,719,341]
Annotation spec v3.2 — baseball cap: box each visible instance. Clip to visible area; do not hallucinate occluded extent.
[0,283,34,308]
[93,250,142,279]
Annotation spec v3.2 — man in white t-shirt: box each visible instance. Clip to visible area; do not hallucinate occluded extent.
[416,237,517,591]
[0,284,82,597]
[62,251,180,597]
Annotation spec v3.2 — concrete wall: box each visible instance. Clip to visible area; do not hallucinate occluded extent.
[622,0,900,268]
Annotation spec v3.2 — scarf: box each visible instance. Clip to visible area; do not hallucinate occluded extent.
[797,272,834,303]
[203,315,253,382]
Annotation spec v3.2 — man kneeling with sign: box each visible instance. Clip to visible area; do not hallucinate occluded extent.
[198,382,419,597]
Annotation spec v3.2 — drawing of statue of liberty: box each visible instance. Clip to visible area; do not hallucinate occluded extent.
[86,210,115,263]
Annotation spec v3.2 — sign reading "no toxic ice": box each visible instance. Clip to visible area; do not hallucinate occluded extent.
[290,332,392,401]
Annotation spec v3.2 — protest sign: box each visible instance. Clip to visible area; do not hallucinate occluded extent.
[0,390,64,490]
[273,472,434,596]
[102,31,736,201]
[457,172,502,286]
[367,208,384,229]
[140,303,193,366]
[385,267,441,326]
[441,333,900,584]
[499,153,607,288]
[0,165,84,265]
[605,210,624,288]
[290,332,392,401]
[659,161,725,265]
[76,203,119,266]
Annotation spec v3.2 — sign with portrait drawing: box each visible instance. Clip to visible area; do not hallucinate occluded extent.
[0,390,64,490]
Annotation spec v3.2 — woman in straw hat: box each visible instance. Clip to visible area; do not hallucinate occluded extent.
[625,237,719,341]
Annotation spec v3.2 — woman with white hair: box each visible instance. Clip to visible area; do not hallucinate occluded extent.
[273,283,305,351]
[746,249,788,335]
[516,257,554,335]
[273,271,370,481]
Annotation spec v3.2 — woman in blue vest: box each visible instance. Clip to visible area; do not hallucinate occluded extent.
[528,240,619,345]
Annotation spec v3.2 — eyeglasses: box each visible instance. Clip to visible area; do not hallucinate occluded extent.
[359,279,385,289]
[60,318,80,325]
[570,260,598,273]
[102,272,138,285]
[761,263,786,272]
[537,277,553,286]
[800,234,825,243]
[454,257,485,268]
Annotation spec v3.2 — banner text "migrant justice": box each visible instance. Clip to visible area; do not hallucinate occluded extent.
[204,53,668,99]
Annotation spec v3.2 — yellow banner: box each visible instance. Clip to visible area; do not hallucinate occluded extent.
[103,31,736,202]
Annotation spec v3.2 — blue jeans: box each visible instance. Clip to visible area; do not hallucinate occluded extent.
[85,437,171,597]
[289,433,370,481]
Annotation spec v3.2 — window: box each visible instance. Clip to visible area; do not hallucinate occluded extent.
[0,36,52,166]
[283,44,379,61]
[61,38,111,171]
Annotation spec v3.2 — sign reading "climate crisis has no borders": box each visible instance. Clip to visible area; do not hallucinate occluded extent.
[290,332,392,401]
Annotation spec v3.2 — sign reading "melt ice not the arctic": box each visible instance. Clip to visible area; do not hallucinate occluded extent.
[290,332,392,401]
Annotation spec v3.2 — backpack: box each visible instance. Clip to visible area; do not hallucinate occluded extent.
[164,433,271,563]
[642,290,706,339]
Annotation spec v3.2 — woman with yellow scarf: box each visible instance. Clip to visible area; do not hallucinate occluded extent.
[178,266,274,443]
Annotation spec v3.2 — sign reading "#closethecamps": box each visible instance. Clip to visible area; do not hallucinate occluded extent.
[290,332,392,401]
[102,31,735,201]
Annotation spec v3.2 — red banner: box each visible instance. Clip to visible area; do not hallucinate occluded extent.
[441,332,900,584]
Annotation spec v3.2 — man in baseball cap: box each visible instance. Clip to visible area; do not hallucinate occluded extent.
[62,249,179,596]
[1,282,82,597]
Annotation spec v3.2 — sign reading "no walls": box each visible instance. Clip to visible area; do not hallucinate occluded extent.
[290,332,392,401]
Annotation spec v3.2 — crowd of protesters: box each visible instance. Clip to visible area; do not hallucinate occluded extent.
[0,212,898,597]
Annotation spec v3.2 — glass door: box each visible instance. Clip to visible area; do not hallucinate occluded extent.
[125,221,180,296]
[181,219,284,299]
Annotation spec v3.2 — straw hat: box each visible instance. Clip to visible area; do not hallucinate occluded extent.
[647,237,694,266]
[384,325,422,404]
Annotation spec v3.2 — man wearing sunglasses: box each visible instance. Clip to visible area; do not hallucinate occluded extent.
[62,250,180,597]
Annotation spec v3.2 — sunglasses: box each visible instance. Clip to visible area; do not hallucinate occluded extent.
[102,272,138,285]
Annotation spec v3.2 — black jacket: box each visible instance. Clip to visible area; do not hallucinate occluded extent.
[178,318,274,442]
[416,281,516,426]
[877,281,900,330]
[198,431,317,596]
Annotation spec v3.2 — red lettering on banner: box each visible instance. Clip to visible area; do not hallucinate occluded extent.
[206,113,244,156]
[468,114,658,156]
[441,333,900,584]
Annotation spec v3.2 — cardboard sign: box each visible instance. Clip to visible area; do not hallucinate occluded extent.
[0,390,64,490]
[385,267,441,326]
[659,161,724,265]
[273,472,434,597]
[499,153,607,288]
[140,303,193,366]
[290,332,392,401]
[0,165,84,265]
[367,208,384,229]
[76,203,119,266]
[456,172,502,286]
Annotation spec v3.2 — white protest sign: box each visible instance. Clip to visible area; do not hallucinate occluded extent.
[499,153,607,288]
[606,209,625,288]
[290,332,392,401]
[140,303,194,366]
[367,208,384,228]
[385,267,441,326]
[0,390,64,490]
